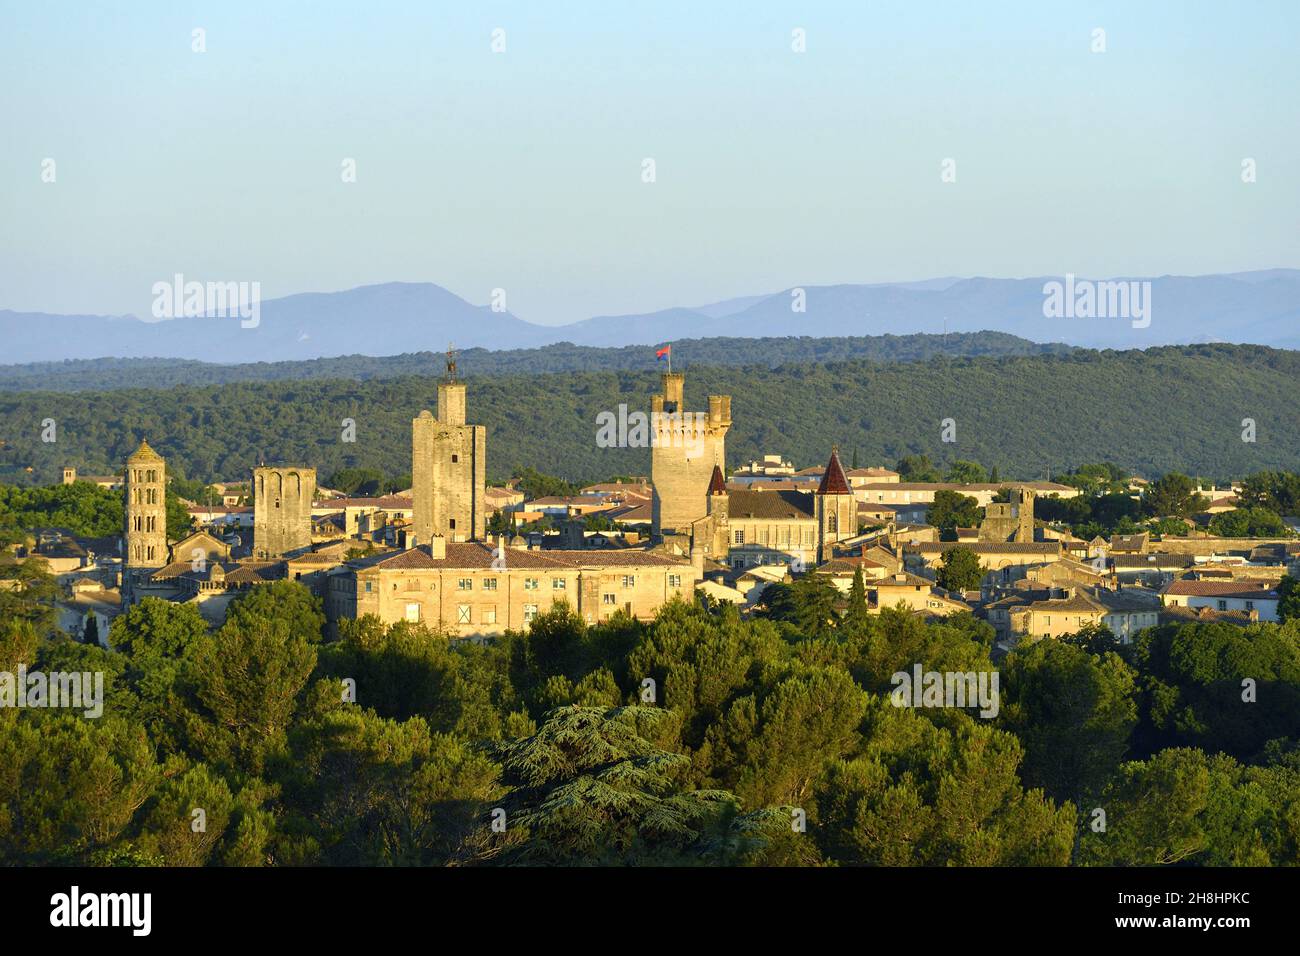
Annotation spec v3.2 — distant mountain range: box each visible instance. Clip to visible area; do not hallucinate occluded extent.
[2,270,1298,363]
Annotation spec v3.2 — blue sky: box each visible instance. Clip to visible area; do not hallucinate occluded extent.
[2,0,1297,324]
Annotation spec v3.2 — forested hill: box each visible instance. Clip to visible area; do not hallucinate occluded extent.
[0,344,1295,486]
[0,331,1069,392]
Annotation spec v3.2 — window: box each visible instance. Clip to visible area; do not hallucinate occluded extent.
[552,578,566,591]
[449,518,456,530]
[405,603,420,623]
[524,577,538,591]
[622,575,636,588]
[668,574,681,588]
[524,604,539,623]
[828,514,838,533]
[457,604,471,624]
[1217,600,1228,611]
[602,593,616,605]
[451,454,459,463]
[457,578,472,591]
[733,530,745,545]
[1245,600,1255,611]
[483,578,497,591]
[483,606,497,624]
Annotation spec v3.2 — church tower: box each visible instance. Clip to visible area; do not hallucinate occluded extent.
[651,372,730,540]
[124,440,167,599]
[815,447,856,563]
[412,349,486,545]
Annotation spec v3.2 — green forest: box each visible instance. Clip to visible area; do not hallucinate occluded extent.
[0,344,1296,488]
[3,568,1299,866]
[0,331,1069,392]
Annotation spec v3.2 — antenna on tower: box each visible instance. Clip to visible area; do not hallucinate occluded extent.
[445,343,458,382]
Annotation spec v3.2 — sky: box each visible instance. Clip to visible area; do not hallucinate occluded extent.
[2,0,1298,325]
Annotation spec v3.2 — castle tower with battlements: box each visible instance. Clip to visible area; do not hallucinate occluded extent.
[651,372,730,540]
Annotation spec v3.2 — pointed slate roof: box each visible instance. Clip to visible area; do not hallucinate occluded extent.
[816,448,851,496]
[707,465,727,495]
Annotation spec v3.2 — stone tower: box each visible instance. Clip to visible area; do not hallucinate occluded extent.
[1015,487,1036,543]
[815,447,856,562]
[978,486,1036,543]
[412,362,486,545]
[124,440,167,598]
[252,465,316,558]
[651,372,730,539]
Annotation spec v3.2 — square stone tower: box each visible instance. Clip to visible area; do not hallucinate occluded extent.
[253,465,316,558]
[124,440,167,571]
[412,380,486,545]
[651,372,730,539]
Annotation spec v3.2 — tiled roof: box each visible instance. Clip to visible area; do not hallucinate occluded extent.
[911,542,1061,554]
[127,439,164,462]
[1028,592,1105,614]
[1112,553,1195,568]
[816,449,852,496]
[726,489,815,520]
[1162,580,1279,599]
[1089,587,1161,611]
[350,542,689,572]
[312,495,413,509]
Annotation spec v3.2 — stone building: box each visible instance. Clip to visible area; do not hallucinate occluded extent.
[412,379,487,544]
[689,448,858,570]
[325,537,696,639]
[253,465,316,558]
[978,487,1036,542]
[650,372,730,540]
[123,440,167,600]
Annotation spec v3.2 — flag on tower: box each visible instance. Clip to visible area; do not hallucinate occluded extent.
[655,345,671,361]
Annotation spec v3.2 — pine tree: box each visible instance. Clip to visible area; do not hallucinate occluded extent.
[846,566,869,625]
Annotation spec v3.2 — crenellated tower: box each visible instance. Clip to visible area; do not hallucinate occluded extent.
[650,371,730,539]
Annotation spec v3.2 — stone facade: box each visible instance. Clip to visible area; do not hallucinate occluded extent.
[978,487,1036,542]
[326,539,696,639]
[253,466,316,558]
[690,450,856,570]
[412,381,487,545]
[651,372,730,539]
[124,440,167,578]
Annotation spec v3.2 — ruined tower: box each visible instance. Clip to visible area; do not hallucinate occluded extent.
[412,350,486,544]
[978,486,1037,543]
[252,465,316,558]
[651,372,730,540]
[124,440,167,576]
[815,447,857,562]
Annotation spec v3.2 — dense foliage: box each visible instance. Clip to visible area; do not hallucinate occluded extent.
[2,344,1298,487]
[0,332,1070,392]
[4,572,1300,867]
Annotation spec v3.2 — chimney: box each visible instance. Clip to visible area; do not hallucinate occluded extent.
[428,534,446,560]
